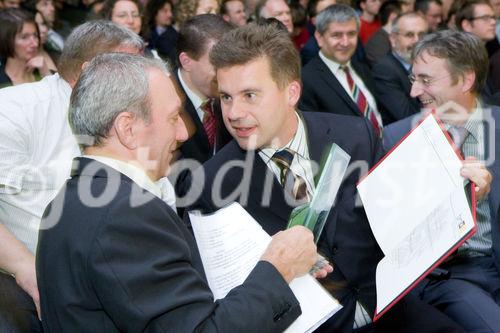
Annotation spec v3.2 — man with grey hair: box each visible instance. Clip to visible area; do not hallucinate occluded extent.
[384,30,500,332]
[372,12,428,123]
[0,20,142,332]
[255,0,293,33]
[36,52,322,332]
[300,4,385,135]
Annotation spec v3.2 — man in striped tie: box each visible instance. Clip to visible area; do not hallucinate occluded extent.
[383,30,499,333]
[300,4,385,135]
[187,21,464,333]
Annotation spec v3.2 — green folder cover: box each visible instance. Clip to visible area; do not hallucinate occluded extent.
[287,143,351,243]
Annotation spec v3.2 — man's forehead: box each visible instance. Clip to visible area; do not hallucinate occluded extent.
[326,19,358,32]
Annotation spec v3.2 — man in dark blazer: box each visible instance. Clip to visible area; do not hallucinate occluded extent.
[372,12,428,124]
[171,15,233,201]
[36,53,324,333]
[300,4,385,132]
[383,30,500,332]
[186,22,464,333]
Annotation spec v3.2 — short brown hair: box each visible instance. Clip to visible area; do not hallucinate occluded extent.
[0,9,39,59]
[210,22,300,89]
[176,14,232,64]
[412,29,488,94]
[455,0,492,31]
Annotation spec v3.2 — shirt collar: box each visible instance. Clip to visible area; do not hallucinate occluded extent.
[462,100,484,143]
[391,51,411,72]
[177,68,205,110]
[319,50,351,74]
[259,112,308,163]
[83,155,177,210]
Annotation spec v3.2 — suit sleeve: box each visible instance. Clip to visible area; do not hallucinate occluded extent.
[88,196,301,333]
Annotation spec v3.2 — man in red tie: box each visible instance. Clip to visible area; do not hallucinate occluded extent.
[300,4,386,134]
[172,14,234,199]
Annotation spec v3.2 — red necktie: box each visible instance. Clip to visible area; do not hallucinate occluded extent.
[201,99,216,149]
[342,66,382,136]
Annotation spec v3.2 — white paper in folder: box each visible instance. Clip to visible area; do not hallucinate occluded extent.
[189,202,342,333]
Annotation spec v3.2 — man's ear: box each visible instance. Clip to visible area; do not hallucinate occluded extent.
[179,52,192,71]
[314,30,323,48]
[461,70,476,93]
[113,112,138,149]
[287,80,302,106]
[461,19,473,33]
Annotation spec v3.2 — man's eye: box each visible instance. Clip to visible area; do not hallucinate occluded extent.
[220,94,231,103]
[245,93,256,100]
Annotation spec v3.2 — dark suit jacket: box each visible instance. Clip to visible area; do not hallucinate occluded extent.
[188,112,384,331]
[372,52,421,124]
[300,55,385,122]
[383,107,500,274]
[36,157,301,333]
[174,71,232,165]
[364,28,391,68]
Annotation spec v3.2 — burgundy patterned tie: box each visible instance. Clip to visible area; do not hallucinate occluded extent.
[271,148,310,204]
[342,66,382,136]
[201,99,216,149]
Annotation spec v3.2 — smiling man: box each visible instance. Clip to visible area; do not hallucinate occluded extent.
[383,30,500,333]
[36,53,322,332]
[300,4,384,135]
[188,21,465,333]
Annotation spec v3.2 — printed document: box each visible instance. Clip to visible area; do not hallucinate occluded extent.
[357,113,476,320]
[189,203,342,333]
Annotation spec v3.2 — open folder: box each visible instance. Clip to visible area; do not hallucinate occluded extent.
[357,113,477,321]
[189,203,342,333]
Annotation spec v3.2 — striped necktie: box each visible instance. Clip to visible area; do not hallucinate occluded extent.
[447,126,469,154]
[342,66,382,136]
[201,99,216,149]
[271,148,310,204]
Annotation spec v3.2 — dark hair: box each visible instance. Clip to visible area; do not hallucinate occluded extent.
[221,0,244,15]
[176,14,232,64]
[101,0,143,20]
[379,0,402,26]
[290,2,307,28]
[412,29,488,94]
[0,8,40,59]
[415,0,442,14]
[210,22,300,89]
[455,0,491,31]
[144,0,173,29]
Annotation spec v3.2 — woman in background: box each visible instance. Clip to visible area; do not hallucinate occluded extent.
[0,8,54,87]
[144,0,174,50]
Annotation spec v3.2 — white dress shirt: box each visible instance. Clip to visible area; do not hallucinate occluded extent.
[0,74,80,254]
[319,51,383,127]
[177,68,206,122]
[258,113,316,196]
[84,155,177,211]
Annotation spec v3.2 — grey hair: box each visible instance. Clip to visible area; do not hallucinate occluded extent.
[315,4,360,35]
[391,12,426,34]
[412,29,488,94]
[69,53,170,147]
[58,20,145,83]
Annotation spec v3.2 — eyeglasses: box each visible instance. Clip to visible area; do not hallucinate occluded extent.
[408,73,452,87]
[469,15,496,22]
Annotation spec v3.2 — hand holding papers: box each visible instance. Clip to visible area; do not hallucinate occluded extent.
[357,113,476,321]
[189,203,342,333]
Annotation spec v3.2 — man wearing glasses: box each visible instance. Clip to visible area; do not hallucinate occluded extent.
[384,30,500,332]
[455,0,498,56]
[372,12,428,124]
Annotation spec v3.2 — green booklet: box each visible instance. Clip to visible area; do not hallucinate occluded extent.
[287,143,351,243]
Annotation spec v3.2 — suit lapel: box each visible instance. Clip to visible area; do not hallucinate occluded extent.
[314,57,362,117]
[388,53,412,92]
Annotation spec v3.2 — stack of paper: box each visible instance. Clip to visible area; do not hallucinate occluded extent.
[189,202,342,333]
